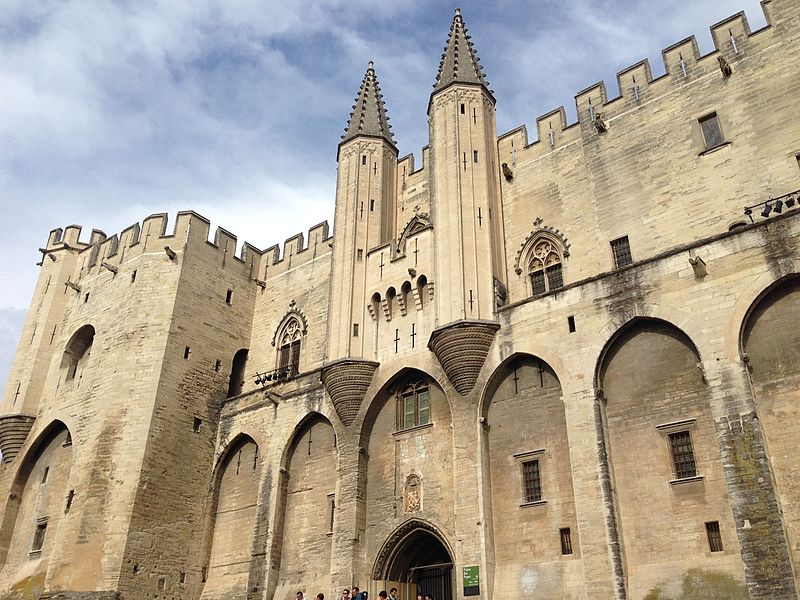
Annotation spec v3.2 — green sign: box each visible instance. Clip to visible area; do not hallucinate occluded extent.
[463,565,480,596]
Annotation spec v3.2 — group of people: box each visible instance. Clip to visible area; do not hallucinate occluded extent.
[295,587,435,600]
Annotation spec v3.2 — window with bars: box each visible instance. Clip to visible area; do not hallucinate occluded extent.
[527,237,564,296]
[611,236,633,268]
[699,113,725,149]
[668,430,697,479]
[706,521,723,552]
[396,382,431,431]
[560,527,573,555]
[521,459,542,503]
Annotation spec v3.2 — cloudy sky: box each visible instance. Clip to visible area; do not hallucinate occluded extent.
[0,0,767,387]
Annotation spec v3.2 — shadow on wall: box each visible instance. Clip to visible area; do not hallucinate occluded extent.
[644,569,747,600]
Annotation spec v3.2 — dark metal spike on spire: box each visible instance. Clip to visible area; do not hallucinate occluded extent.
[341,61,396,148]
[432,7,491,94]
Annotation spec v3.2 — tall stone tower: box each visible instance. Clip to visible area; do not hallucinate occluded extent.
[322,62,397,425]
[427,9,506,395]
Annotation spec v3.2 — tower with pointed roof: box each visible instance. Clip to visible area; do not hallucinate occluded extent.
[327,62,398,362]
[428,8,507,330]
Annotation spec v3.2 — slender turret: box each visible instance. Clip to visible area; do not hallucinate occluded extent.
[428,8,506,326]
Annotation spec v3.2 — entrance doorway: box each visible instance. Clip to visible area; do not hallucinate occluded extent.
[372,522,454,600]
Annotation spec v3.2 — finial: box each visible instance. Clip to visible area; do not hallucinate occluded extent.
[368,60,374,70]
[455,8,461,17]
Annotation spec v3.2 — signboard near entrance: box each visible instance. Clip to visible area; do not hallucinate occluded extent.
[463,565,480,596]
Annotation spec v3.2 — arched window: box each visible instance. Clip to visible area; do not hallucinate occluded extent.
[278,318,302,376]
[61,325,95,382]
[227,349,249,398]
[527,237,563,295]
[396,381,430,430]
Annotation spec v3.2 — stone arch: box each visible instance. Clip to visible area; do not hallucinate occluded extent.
[201,433,262,599]
[270,302,308,347]
[480,353,578,598]
[371,517,455,580]
[361,369,455,591]
[359,367,449,448]
[273,413,337,599]
[596,317,745,599]
[0,420,73,583]
[740,274,800,571]
[227,348,249,398]
[397,213,432,254]
[274,314,304,376]
[60,324,95,381]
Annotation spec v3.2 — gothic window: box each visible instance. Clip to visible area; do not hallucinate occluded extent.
[527,238,563,295]
[396,382,430,431]
[278,318,302,376]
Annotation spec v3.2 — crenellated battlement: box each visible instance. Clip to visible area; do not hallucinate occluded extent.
[42,211,333,283]
[498,3,773,159]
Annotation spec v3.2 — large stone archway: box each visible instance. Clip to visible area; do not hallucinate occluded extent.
[372,520,454,600]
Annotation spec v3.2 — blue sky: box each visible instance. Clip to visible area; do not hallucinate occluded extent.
[0,0,768,387]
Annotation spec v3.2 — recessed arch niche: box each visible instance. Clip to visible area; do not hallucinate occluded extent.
[482,354,577,598]
[363,369,454,590]
[0,421,73,588]
[273,414,337,598]
[598,318,744,599]
[741,276,800,570]
[201,434,261,599]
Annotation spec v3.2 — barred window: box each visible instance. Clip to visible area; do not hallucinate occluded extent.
[699,113,724,149]
[521,459,542,503]
[705,521,723,552]
[527,238,564,296]
[611,236,633,268]
[396,382,430,431]
[669,430,697,479]
[560,527,573,555]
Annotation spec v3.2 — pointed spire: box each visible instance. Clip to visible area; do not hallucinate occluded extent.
[341,61,396,149]
[432,8,492,97]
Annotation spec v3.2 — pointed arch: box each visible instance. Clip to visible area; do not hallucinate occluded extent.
[397,213,432,254]
[273,412,337,599]
[272,303,307,376]
[0,420,73,573]
[515,228,567,296]
[371,518,455,580]
[201,433,261,598]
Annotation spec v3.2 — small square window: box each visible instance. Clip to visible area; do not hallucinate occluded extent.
[699,113,724,149]
[370,199,375,211]
[353,323,359,337]
[184,346,191,359]
[158,577,166,591]
[473,150,479,163]
[567,316,576,333]
[41,467,49,484]
[361,155,366,166]
[180,571,187,584]
[193,417,202,433]
[706,521,723,552]
[460,103,465,114]
[669,430,697,479]
[225,289,233,304]
[131,270,137,283]
[611,236,633,269]
[521,459,542,503]
[560,527,573,555]
[357,249,364,261]
[214,359,222,372]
